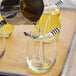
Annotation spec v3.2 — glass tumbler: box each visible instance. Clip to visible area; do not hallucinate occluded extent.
[25,0,62,73]
[24,0,62,73]
[26,37,57,73]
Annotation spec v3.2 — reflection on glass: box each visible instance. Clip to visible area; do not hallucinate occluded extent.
[0,24,6,59]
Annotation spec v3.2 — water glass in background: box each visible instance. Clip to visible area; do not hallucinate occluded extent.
[71,0,76,5]
[0,13,15,59]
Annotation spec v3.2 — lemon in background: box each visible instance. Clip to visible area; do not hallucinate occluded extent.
[0,13,15,37]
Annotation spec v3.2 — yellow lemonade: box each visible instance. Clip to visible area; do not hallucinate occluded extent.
[34,7,61,40]
[0,13,15,37]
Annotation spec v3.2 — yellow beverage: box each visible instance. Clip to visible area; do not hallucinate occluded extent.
[34,7,61,40]
[0,13,15,37]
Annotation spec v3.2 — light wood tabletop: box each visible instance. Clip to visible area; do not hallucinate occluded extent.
[0,10,76,76]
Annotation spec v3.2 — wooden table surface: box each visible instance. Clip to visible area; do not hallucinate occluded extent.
[0,10,76,76]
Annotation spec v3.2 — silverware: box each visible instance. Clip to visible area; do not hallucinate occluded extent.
[24,27,61,39]
[55,0,64,7]
[0,48,5,59]
[44,0,64,10]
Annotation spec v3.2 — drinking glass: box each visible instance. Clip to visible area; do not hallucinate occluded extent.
[25,0,62,73]
[26,36,57,73]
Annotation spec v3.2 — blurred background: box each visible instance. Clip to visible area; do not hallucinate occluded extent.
[61,0,76,10]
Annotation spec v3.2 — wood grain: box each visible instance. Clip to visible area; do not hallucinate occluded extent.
[0,10,76,76]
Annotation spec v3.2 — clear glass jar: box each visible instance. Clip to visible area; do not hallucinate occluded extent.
[25,0,62,73]
[26,37,57,73]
